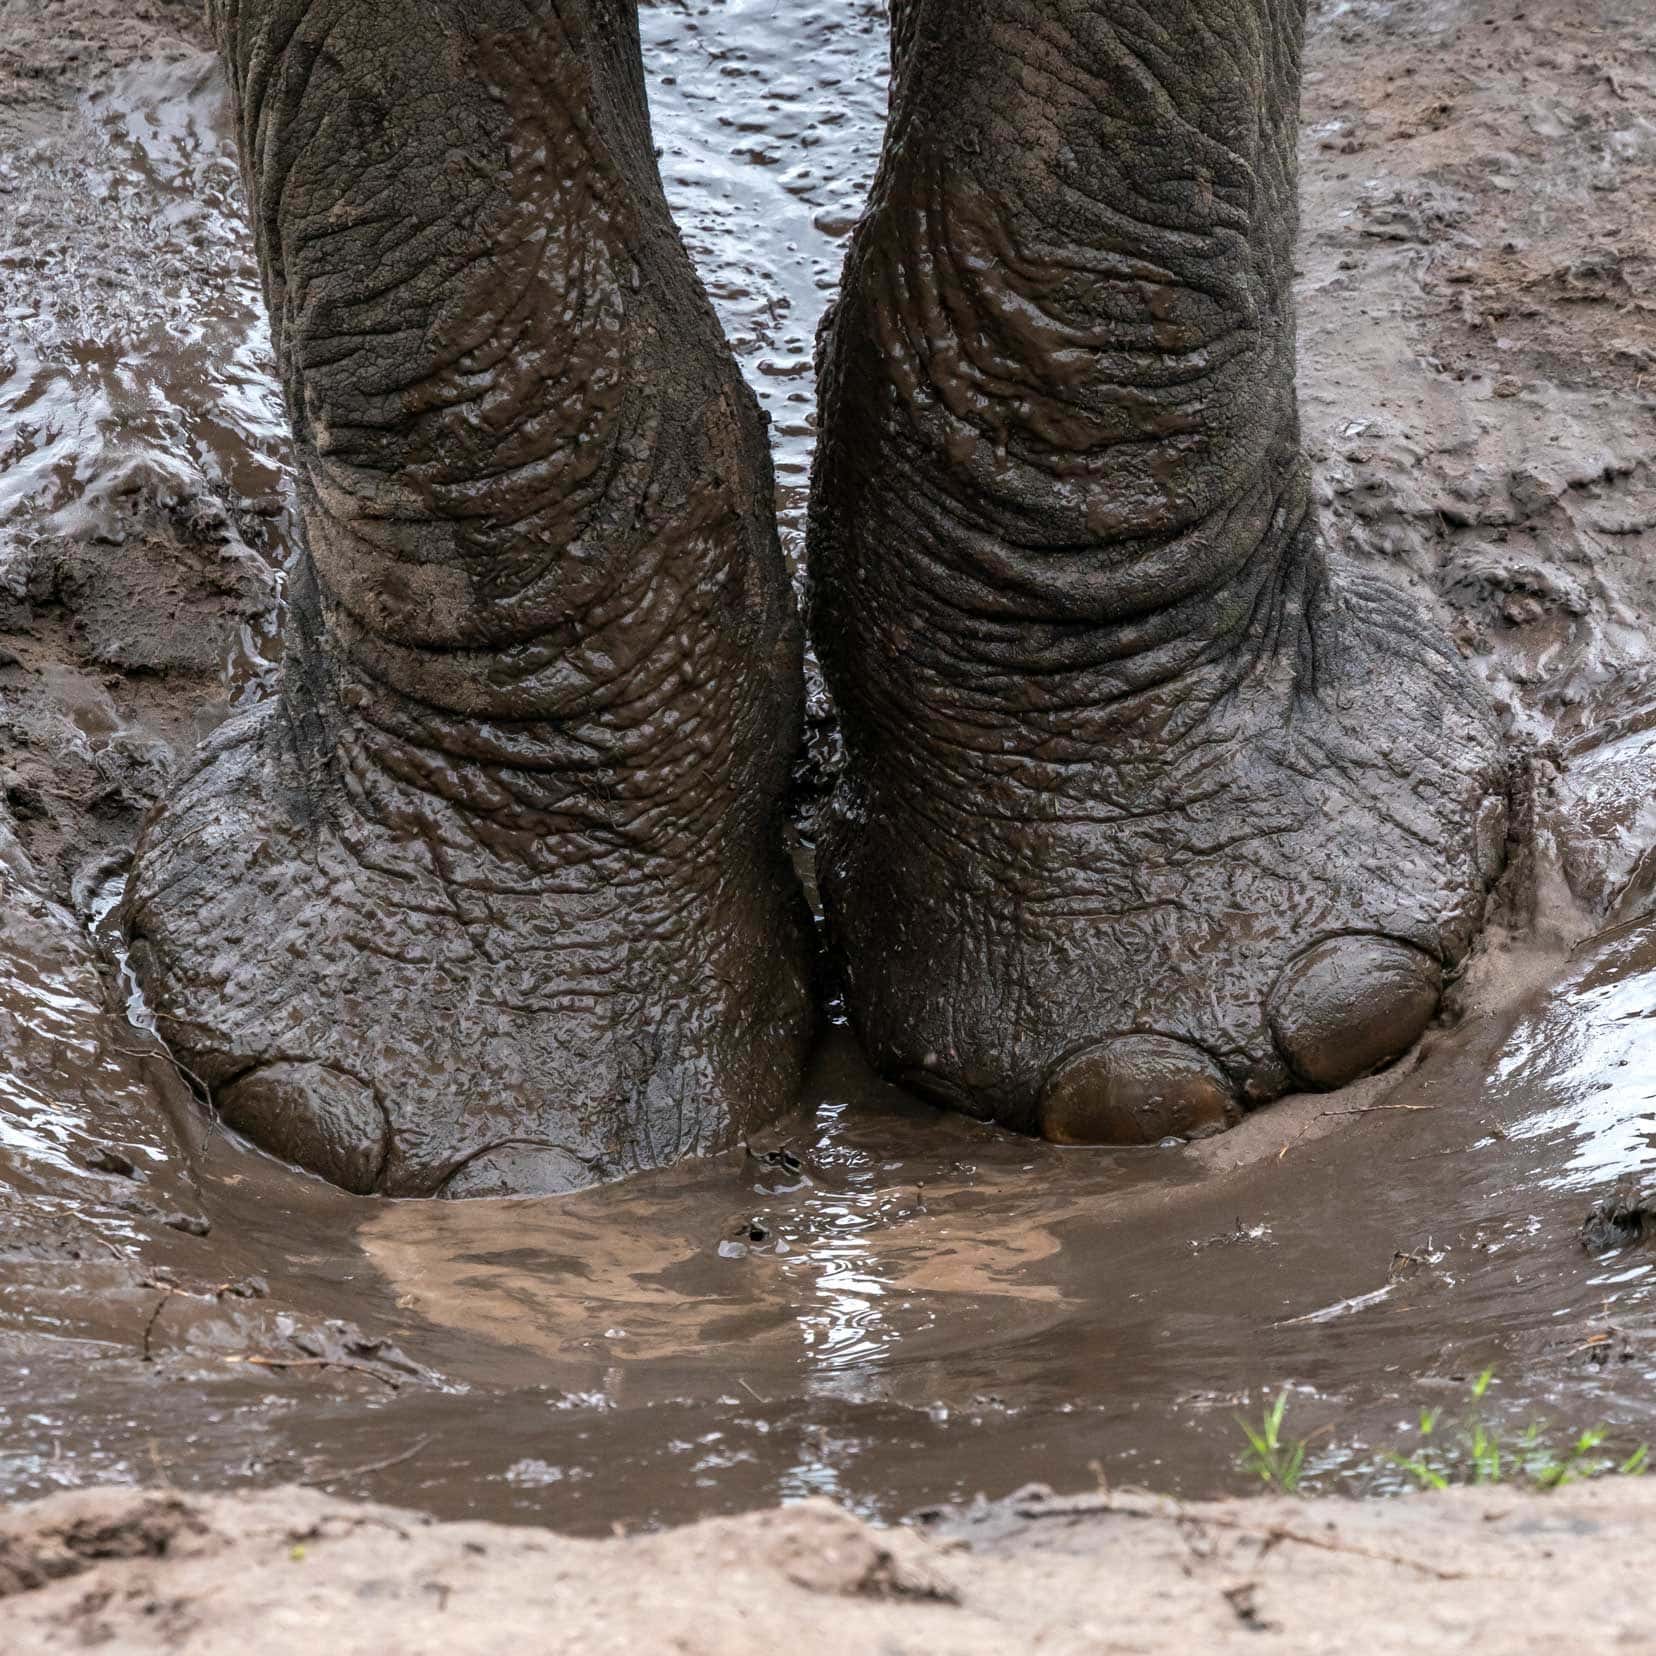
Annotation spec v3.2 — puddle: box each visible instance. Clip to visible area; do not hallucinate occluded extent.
[1497,939,1656,1191]
[0,866,195,1231]
[6,914,1656,1534]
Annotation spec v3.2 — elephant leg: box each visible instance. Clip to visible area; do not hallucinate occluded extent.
[807,0,1508,1141]
[888,0,921,85]
[121,0,814,1195]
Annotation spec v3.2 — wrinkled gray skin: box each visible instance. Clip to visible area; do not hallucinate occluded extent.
[807,0,1508,1143]
[122,0,814,1196]
[125,0,1507,1195]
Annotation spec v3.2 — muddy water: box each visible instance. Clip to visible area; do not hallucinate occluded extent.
[349,946,1656,1525]
[0,48,291,703]
[4,0,1656,1540]
[6,925,1656,1533]
[640,0,888,568]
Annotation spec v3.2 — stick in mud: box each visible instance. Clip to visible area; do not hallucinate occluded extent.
[140,1283,173,1363]
[1007,1491,1469,1583]
[298,1435,435,1489]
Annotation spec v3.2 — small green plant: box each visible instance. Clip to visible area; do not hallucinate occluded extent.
[1236,1390,1307,1495]
[1463,1370,1503,1484]
[1390,1403,1448,1490]
[1532,1427,1609,1491]
[1386,1369,1648,1494]
[1236,1373,1652,1499]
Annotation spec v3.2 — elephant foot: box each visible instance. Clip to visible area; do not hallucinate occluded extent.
[817,561,1507,1142]
[806,0,1508,1142]
[123,678,813,1197]
[122,0,814,1195]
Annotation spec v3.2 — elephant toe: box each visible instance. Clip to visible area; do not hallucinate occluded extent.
[218,1061,388,1196]
[1268,935,1442,1091]
[1037,1034,1240,1146]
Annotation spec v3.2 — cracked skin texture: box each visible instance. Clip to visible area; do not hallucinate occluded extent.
[120,0,814,1196]
[806,0,1509,1141]
[127,0,1508,1195]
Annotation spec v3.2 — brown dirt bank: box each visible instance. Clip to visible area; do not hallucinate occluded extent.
[3,1481,1654,1653]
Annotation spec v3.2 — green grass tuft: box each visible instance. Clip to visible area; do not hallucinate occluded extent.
[1235,1372,1650,1498]
[1235,1390,1308,1495]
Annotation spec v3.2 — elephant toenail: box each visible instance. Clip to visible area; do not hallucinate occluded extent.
[440,1143,596,1199]
[1268,935,1443,1090]
[218,1062,387,1195]
[1037,1035,1240,1146]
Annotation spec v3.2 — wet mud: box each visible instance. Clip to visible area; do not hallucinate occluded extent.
[6,918,1656,1535]
[0,2,287,898]
[1,0,1656,1539]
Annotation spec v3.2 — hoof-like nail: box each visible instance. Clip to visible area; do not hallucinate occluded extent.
[440,1143,595,1198]
[218,1061,386,1195]
[1037,1035,1239,1146]
[1268,935,1442,1090]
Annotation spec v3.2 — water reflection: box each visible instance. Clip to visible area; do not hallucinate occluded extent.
[0,870,188,1244]
[640,0,888,565]
[1497,936,1656,1191]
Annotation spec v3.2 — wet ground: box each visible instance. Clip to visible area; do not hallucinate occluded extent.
[2,0,1656,1539]
[7,905,1656,1534]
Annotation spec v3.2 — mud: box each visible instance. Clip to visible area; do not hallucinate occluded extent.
[1,0,1656,1554]
[8,901,1656,1533]
[0,1,286,899]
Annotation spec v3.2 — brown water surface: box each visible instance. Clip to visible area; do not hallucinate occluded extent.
[5,910,1656,1533]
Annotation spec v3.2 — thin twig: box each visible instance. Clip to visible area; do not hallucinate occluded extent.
[229,1355,402,1390]
[105,1036,225,1176]
[1278,1118,1318,1161]
[77,1220,127,1262]
[1567,913,1649,959]
[106,1040,217,1114]
[1319,1103,1440,1118]
[141,1285,173,1363]
[297,1435,434,1488]
[1279,1099,1439,1159]
[1009,1493,1467,1582]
